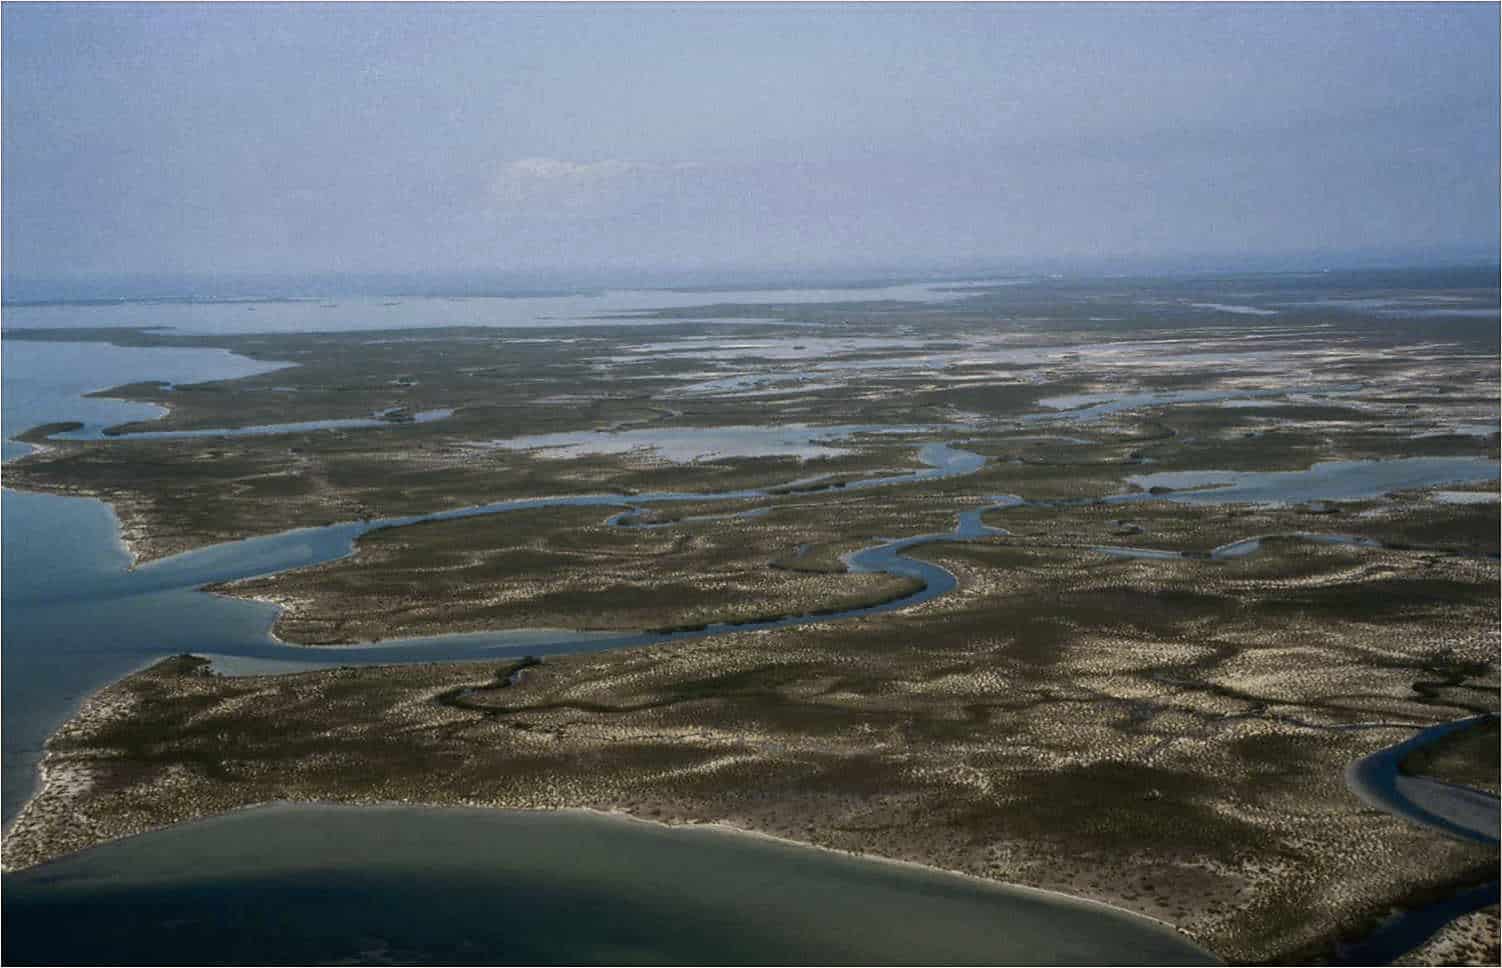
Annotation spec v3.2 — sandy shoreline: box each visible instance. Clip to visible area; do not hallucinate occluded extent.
[5,781,1204,945]
[558,804,1203,940]
[8,733,1497,964]
[2,475,152,568]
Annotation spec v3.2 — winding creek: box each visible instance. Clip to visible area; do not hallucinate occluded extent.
[2,336,1498,964]
[1,438,996,825]
[1346,716,1500,849]
[1338,717,1501,963]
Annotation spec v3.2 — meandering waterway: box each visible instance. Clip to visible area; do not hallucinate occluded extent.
[0,437,994,823]
[1338,716,1501,962]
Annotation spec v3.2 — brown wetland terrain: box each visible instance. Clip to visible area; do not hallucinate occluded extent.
[4,275,1499,964]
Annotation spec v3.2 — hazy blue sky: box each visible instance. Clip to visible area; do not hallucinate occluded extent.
[4,2,1498,282]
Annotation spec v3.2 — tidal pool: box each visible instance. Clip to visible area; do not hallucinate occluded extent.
[46,408,454,442]
[1188,302,1279,316]
[1028,388,1287,423]
[1432,490,1501,505]
[476,423,934,463]
[1123,458,1500,506]
[0,803,1217,966]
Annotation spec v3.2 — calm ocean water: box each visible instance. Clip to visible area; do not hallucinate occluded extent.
[2,280,978,334]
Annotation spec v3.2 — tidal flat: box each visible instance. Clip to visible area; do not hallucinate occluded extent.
[3,271,1499,964]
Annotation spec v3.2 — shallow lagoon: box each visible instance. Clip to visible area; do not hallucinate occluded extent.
[1125,458,1501,506]
[480,423,934,463]
[49,407,454,442]
[1,803,1217,966]
[0,340,289,460]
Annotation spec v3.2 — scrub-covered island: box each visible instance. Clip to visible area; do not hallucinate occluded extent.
[3,272,1499,964]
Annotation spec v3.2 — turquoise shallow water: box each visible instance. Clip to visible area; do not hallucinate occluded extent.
[0,804,1218,965]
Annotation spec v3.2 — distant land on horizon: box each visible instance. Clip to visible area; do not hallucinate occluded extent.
[3,245,1498,307]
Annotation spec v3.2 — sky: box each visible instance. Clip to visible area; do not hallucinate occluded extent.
[3,2,1498,284]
